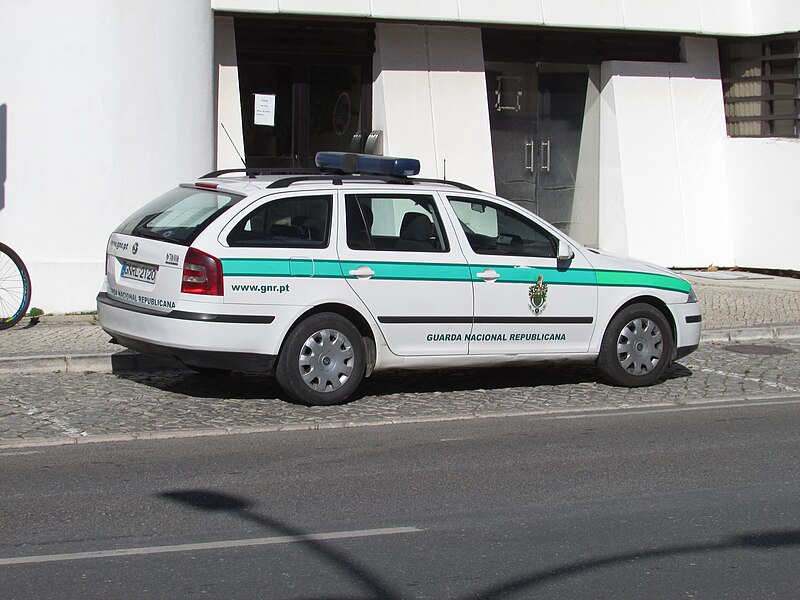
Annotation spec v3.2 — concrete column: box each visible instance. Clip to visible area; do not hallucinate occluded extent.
[599,37,735,268]
[372,23,495,192]
[214,16,245,170]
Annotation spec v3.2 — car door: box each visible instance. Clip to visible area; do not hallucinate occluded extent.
[336,189,472,356]
[444,194,597,354]
[219,191,351,309]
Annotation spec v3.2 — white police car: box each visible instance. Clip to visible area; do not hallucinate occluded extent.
[97,152,701,405]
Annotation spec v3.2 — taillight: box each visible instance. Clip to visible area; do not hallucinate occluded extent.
[181,247,224,296]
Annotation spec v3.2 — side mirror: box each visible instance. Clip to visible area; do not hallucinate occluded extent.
[557,239,575,261]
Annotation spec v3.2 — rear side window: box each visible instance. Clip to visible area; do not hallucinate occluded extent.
[116,186,242,246]
[345,194,448,252]
[227,195,332,248]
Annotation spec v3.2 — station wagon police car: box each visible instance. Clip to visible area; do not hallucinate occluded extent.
[97,152,701,405]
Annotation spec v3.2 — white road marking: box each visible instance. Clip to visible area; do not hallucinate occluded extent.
[0,526,422,566]
[686,365,800,393]
[540,396,800,421]
[0,450,42,457]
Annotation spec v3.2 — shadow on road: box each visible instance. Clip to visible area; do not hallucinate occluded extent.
[159,489,405,600]
[155,487,799,600]
[118,362,693,404]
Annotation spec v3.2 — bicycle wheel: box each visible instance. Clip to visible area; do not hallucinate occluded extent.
[0,243,32,330]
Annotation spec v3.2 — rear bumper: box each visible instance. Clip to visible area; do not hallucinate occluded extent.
[97,292,276,373]
[109,331,275,373]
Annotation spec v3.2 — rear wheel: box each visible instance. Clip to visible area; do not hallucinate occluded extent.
[0,243,32,330]
[597,303,674,387]
[276,313,366,406]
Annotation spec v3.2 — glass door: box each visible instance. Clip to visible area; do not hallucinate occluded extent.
[485,62,539,216]
[238,62,370,169]
[234,20,374,169]
[486,62,598,245]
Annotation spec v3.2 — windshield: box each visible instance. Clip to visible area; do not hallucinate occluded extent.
[115,186,243,245]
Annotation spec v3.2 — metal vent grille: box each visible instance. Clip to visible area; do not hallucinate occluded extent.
[719,34,800,138]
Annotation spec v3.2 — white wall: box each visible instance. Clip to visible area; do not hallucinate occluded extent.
[750,0,800,35]
[726,139,800,270]
[211,0,800,35]
[599,37,735,268]
[372,24,495,192]
[0,0,215,313]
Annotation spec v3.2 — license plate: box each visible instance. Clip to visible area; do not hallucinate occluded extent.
[120,261,158,283]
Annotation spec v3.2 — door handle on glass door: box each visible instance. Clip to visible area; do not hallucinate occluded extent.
[541,140,551,172]
[525,141,534,172]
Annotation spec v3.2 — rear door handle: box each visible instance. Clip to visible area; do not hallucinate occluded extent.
[348,266,375,279]
[476,269,500,282]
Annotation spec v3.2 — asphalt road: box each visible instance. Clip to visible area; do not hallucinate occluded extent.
[1,398,799,599]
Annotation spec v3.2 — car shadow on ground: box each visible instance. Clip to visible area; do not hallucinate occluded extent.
[115,361,694,405]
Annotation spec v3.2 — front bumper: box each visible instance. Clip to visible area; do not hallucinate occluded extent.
[669,301,703,360]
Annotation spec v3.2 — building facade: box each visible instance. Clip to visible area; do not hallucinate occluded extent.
[1,0,799,313]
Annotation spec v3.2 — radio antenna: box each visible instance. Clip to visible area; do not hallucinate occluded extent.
[221,123,246,167]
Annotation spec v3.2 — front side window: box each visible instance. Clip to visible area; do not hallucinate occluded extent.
[449,197,557,258]
[227,195,332,248]
[345,194,448,252]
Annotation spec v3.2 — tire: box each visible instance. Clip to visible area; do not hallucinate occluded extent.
[276,312,366,406]
[597,303,674,387]
[0,243,32,331]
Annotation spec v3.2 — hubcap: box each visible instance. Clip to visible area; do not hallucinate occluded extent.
[298,328,354,392]
[616,317,663,376]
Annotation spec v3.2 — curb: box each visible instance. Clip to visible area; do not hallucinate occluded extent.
[700,324,800,343]
[0,351,185,375]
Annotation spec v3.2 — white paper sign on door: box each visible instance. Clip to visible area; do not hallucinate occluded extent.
[254,94,276,126]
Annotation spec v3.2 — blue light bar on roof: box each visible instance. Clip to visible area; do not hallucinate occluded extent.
[315,152,420,177]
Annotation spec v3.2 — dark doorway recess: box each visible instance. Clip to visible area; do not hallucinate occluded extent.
[234,19,375,168]
[482,27,681,64]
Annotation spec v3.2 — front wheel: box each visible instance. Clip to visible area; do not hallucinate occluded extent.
[276,313,366,406]
[597,303,674,387]
[0,243,32,330]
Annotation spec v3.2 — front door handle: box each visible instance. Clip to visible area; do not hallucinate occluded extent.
[348,265,375,279]
[476,269,500,282]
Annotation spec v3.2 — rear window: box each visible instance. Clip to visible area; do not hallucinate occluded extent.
[115,186,243,245]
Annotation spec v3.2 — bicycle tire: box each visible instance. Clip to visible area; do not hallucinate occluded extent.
[0,242,32,330]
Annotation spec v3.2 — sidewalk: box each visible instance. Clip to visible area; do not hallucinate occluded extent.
[1,270,799,375]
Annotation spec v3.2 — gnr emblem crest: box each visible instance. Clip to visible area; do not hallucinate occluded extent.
[529,274,548,315]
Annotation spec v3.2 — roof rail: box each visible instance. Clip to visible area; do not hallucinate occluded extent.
[411,177,478,192]
[265,174,479,191]
[267,174,409,189]
[200,167,320,179]
[200,167,479,192]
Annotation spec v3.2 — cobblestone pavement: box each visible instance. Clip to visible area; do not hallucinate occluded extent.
[1,340,797,447]
[686,276,800,330]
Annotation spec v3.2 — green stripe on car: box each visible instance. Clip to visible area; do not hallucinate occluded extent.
[221,258,689,293]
